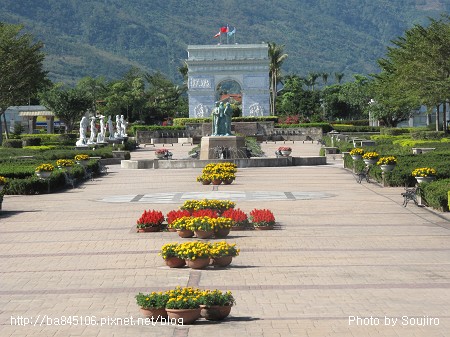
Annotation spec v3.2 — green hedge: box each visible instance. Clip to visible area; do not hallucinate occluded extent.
[331,125,381,133]
[380,128,411,136]
[2,139,23,148]
[421,178,450,211]
[277,123,333,133]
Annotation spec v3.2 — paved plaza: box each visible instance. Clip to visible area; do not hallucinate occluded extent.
[1,142,449,337]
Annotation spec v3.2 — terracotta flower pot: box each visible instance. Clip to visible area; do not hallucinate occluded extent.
[201,180,211,185]
[164,257,186,268]
[212,256,233,267]
[140,307,167,320]
[222,179,233,185]
[194,229,214,239]
[186,257,210,269]
[212,180,222,185]
[167,227,177,232]
[200,305,232,321]
[166,308,201,325]
[214,228,230,238]
[177,229,195,238]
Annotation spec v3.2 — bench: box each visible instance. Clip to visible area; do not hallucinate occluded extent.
[401,186,419,207]
[355,166,371,183]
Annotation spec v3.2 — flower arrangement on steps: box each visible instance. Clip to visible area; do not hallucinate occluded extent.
[136,209,165,232]
[377,156,397,172]
[180,199,236,214]
[159,241,239,269]
[56,159,75,171]
[136,287,236,324]
[362,151,379,165]
[196,162,237,185]
[74,154,90,166]
[222,208,251,230]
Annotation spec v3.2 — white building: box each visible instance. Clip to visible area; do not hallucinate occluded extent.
[2,105,55,134]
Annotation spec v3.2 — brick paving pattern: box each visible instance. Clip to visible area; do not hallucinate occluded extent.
[0,142,449,336]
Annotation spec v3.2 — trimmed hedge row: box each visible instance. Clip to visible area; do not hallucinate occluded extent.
[173,116,279,127]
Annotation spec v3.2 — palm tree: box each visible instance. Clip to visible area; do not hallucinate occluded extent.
[268,42,288,115]
[307,72,319,91]
[321,72,329,86]
[334,72,344,84]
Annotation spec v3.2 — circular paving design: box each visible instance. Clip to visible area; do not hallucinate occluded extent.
[98,191,335,204]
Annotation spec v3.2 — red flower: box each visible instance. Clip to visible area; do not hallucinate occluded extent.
[222,208,248,223]
[191,209,218,218]
[249,209,275,226]
[166,210,191,225]
[137,210,164,226]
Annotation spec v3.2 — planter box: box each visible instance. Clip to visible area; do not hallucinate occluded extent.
[112,151,131,160]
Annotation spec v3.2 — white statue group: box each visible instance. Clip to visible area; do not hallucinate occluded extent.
[76,114,127,146]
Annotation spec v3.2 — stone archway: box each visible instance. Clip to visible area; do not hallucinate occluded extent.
[216,79,242,116]
[186,44,270,118]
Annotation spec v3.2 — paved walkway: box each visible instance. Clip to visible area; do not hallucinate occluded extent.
[1,142,449,337]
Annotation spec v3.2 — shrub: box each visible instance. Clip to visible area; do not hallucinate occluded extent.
[421,179,450,211]
[22,137,41,146]
[2,139,23,148]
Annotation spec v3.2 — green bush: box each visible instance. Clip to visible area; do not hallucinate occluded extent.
[421,179,450,211]
[331,125,380,133]
[131,125,185,134]
[277,123,332,133]
[410,130,445,140]
[2,139,23,148]
[22,137,42,146]
[380,128,411,136]
[173,116,278,127]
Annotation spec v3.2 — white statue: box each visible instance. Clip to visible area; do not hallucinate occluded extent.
[88,116,97,144]
[120,115,128,137]
[76,116,89,146]
[97,115,106,143]
[114,114,122,138]
[108,115,114,140]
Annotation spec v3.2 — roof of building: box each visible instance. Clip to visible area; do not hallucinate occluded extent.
[6,105,54,117]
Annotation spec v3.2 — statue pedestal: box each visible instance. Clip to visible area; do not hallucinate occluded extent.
[200,136,248,160]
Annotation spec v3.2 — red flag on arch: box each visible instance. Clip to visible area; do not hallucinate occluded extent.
[220,26,229,33]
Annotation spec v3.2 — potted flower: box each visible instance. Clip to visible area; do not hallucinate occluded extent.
[35,163,55,179]
[56,159,75,172]
[212,217,234,238]
[277,146,292,157]
[136,209,165,232]
[170,216,195,238]
[200,290,236,321]
[189,216,216,239]
[155,148,169,159]
[180,199,236,214]
[176,241,211,269]
[412,167,437,184]
[166,210,191,232]
[136,291,169,320]
[74,154,90,166]
[210,241,240,267]
[0,176,7,192]
[250,208,276,230]
[377,156,397,172]
[362,151,379,165]
[222,208,251,230]
[221,172,236,185]
[165,287,204,324]
[349,148,364,160]
[196,173,212,185]
[159,242,185,268]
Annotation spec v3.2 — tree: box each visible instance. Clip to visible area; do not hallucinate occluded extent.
[334,72,344,84]
[321,72,329,86]
[268,42,288,116]
[76,76,107,115]
[338,75,372,119]
[39,84,91,133]
[0,22,48,144]
[377,15,450,131]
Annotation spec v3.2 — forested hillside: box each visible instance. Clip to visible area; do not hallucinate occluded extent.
[0,0,447,85]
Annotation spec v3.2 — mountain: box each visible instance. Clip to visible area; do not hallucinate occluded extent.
[0,0,448,85]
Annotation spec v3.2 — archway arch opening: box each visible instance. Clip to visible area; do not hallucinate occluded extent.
[216,79,242,117]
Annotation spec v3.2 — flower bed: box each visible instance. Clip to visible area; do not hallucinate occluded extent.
[180,199,236,213]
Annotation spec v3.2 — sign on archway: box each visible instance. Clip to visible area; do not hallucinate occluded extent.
[186,44,270,118]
